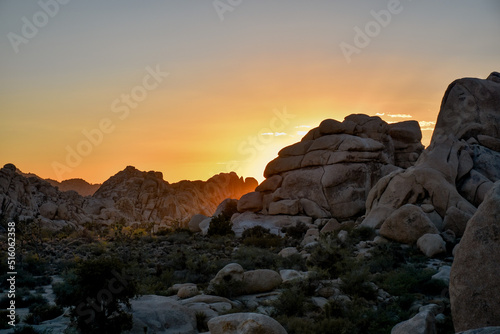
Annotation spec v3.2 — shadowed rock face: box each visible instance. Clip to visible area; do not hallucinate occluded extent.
[362,73,500,240]
[432,72,500,144]
[0,164,257,229]
[450,181,500,332]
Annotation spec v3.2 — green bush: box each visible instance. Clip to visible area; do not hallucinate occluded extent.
[367,242,426,273]
[207,214,234,237]
[232,246,280,270]
[348,226,376,243]
[53,256,138,334]
[340,267,377,301]
[307,236,356,278]
[25,304,63,325]
[209,280,245,299]
[241,226,282,248]
[272,286,307,317]
[375,264,438,296]
[278,253,308,272]
[195,311,209,332]
[282,222,308,240]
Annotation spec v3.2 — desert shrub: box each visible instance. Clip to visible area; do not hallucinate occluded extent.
[367,242,426,273]
[207,214,234,237]
[25,304,63,324]
[307,237,356,278]
[272,286,307,317]
[348,226,376,242]
[165,230,192,244]
[155,226,171,236]
[241,226,282,248]
[185,253,228,284]
[53,256,138,334]
[278,253,308,272]
[195,311,209,332]
[272,278,319,318]
[282,222,308,239]
[340,267,377,300]
[375,264,438,296]
[232,246,280,270]
[210,279,246,299]
[22,253,48,276]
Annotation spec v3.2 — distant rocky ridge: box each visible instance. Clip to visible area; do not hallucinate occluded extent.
[16,169,101,197]
[0,164,257,229]
[45,178,101,197]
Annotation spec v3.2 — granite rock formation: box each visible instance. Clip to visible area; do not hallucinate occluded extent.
[223,115,424,235]
[362,73,500,240]
[0,164,257,229]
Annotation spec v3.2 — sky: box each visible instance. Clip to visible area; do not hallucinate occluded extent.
[1,0,499,184]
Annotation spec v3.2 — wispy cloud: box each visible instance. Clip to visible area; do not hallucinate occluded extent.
[419,121,435,127]
[295,125,311,129]
[297,131,309,136]
[262,132,288,136]
[376,112,385,116]
[387,113,413,118]
[419,121,436,131]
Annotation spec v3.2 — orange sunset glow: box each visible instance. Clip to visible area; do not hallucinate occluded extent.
[1,1,499,184]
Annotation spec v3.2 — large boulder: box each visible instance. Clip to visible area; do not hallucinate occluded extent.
[188,214,206,232]
[214,198,239,218]
[237,192,263,213]
[208,313,288,334]
[391,308,436,334]
[129,295,197,334]
[417,233,446,258]
[209,263,245,289]
[450,181,500,332]
[242,269,282,294]
[39,202,58,220]
[379,205,439,244]
[208,264,282,296]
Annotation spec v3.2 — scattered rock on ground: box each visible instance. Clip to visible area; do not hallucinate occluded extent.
[417,233,446,257]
